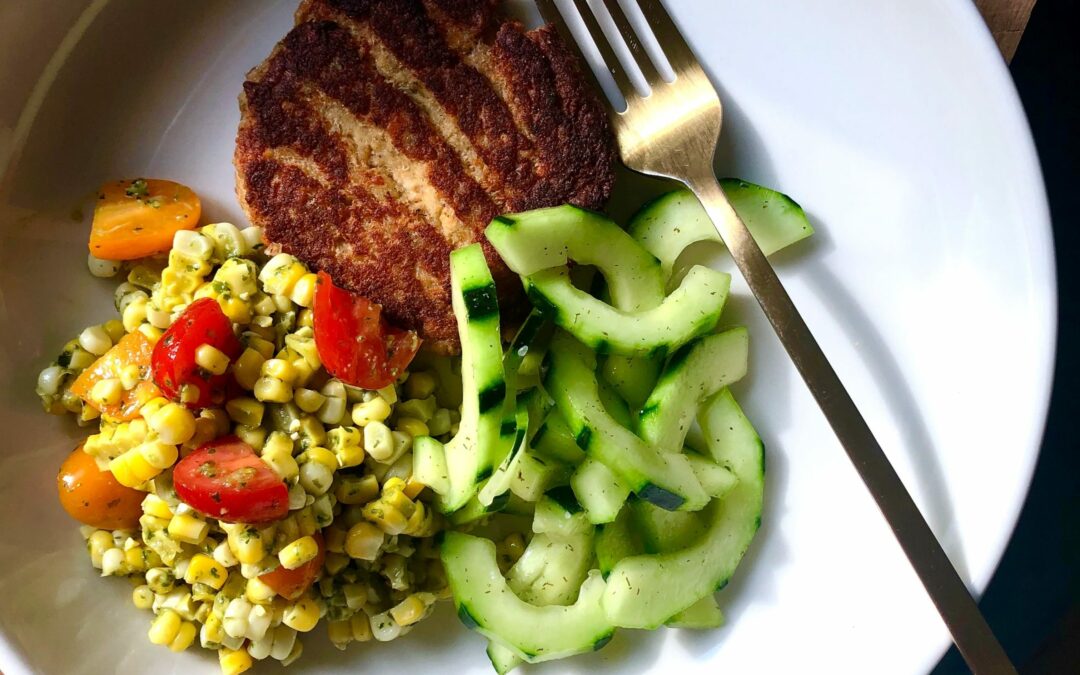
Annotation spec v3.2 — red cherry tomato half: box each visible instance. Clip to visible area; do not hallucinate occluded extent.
[152,298,242,409]
[173,436,288,524]
[313,271,420,390]
[260,533,326,600]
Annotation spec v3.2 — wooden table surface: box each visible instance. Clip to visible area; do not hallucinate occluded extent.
[976,0,1036,61]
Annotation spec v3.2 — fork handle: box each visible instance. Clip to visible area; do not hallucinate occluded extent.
[686,172,1017,675]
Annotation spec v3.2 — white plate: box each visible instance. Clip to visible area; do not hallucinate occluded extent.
[0,1,1055,674]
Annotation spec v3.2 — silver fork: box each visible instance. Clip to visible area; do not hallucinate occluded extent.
[536,1,1018,672]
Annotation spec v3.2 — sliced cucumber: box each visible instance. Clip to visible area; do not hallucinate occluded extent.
[665,594,724,629]
[443,532,614,662]
[571,458,632,524]
[545,332,708,512]
[504,310,553,399]
[485,205,664,312]
[630,500,708,554]
[601,354,662,411]
[509,449,571,502]
[434,244,511,513]
[595,506,643,577]
[478,401,531,507]
[638,328,750,454]
[602,390,764,628]
[628,182,813,282]
[413,436,449,496]
[531,411,586,465]
[526,266,730,357]
[507,530,594,606]
[487,641,523,675]
[447,495,507,527]
[532,487,592,540]
[686,451,739,499]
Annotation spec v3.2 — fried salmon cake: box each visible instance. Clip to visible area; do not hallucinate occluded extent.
[235,0,616,353]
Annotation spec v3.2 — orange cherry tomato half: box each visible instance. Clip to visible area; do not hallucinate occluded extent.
[259,533,326,600]
[68,331,161,421]
[89,178,201,260]
[57,445,144,530]
[313,271,421,390]
[172,436,288,524]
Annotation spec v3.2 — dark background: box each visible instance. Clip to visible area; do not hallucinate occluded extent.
[933,1,1080,672]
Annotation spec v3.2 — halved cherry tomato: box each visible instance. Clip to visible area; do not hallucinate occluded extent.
[173,436,288,524]
[57,445,144,530]
[89,179,201,260]
[152,298,242,409]
[69,331,161,421]
[313,271,421,389]
[260,533,326,600]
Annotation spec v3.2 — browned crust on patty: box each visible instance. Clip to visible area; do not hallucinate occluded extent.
[236,0,615,353]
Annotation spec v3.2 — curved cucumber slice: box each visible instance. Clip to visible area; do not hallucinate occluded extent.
[486,205,664,312]
[628,182,813,282]
[601,354,662,411]
[487,641,522,675]
[571,458,631,524]
[638,328,750,454]
[507,530,594,606]
[545,332,708,512]
[602,389,764,628]
[432,244,511,513]
[412,436,449,496]
[532,487,592,540]
[478,401,531,507]
[443,532,614,662]
[531,411,586,465]
[526,266,730,357]
[595,506,643,577]
[666,594,724,629]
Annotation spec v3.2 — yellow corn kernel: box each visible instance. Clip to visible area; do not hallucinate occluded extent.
[293,388,326,415]
[148,403,196,445]
[320,526,345,555]
[247,335,276,360]
[261,446,299,482]
[279,536,319,571]
[90,378,123,407]
[140,396,170,420]
[122,297,149,333]
[232,348,265,391]
[350,613,373,642]
[302,446,337,472]
[225,397,264,428]
[344,522,384,560]
[146,567,177,594]
[195,344,231,376]
[282,595,320,633]
[222,523,268,565]
[403,476,426,500]
[141,494,173,520]
[390,594,428,627]
[362,421,394,462]
[168,513,209,545]
[324,552,349,576]
[254,376,292,403]
[184,553,227,590]
[86,531,112,569]
[234,424,267,450]
[245,577,277,605]
[362,501,409,536]
[334,473,379,505]
[395,417,428,439]
[261,358,298,384]
[294,507,318,537]
[298,457,335,497]
[109,448,159,488]
[351,397,391,426]
[297,415,327,448]
[148,609,182,646]
[118,364,143,391]
[404,371,436,400]
[258,254,307,297]
[169,621,198,652]
[281,639,303,666]
[297,308,314,328]
[139,440,179,469]
[327,619,353,650]
[289,273,318,308]
[125,546,148,573]
[218,647,254,675]
[132,584,154,610]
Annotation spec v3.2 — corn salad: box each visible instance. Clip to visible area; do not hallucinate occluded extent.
[40,224,460,673]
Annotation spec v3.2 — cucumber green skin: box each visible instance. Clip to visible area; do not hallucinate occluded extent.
[666,594,725,629]
[478,401,530,507]
[545,332,709,512]
[571,458,631,525]
[638,327,750,454]
[485,205,665,312]
[509,449,571,502]
[525,266,730,357]
[532,490,592,540]
[443,532,615,663]
[602,389,764,629]
[627,182,813,283]
[437,245,511,514]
